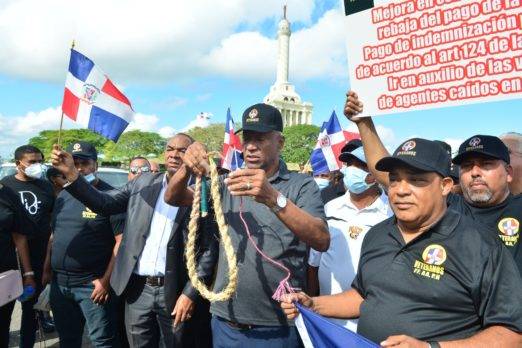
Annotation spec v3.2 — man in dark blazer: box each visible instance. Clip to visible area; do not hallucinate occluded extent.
[51,133,217,347]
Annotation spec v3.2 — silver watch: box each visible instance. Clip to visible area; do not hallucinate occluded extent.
[270,192,287,213]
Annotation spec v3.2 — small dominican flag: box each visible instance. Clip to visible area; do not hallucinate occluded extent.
[62,49,134,142]
[295,303,379,348]
[310,111,346,175]
[221,108,243,171]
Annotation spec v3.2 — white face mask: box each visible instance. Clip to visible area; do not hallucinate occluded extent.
[314,177,330,191]
[84,173,96,183]
[22,163,45,180]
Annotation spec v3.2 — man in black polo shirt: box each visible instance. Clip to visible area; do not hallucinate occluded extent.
[1,145,55,347]
[282,139,522,346]
[165,103,329,347]
[46,142,123,347]
[342,92,522,276]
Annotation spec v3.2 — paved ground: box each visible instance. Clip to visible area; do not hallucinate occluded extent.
[9,302,91,347]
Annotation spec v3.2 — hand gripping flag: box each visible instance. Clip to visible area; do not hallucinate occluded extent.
[221,108,243,171]
[295,303,379,348]
[310,111,346,175]
[62,49,134,142]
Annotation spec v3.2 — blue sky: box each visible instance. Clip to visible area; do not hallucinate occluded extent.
[0,0,519,159]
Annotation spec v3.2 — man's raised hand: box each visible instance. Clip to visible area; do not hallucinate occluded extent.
[344,91,364,122]
[50,144,79,182]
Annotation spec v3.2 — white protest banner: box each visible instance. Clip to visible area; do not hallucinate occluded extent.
[343,0,522,116]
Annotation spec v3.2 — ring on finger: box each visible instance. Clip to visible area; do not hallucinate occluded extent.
[246,181,252,190]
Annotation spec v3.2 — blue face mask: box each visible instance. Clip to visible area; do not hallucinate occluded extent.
[341,166,374,194]
[314,177,330,191]
[84,173,96,183]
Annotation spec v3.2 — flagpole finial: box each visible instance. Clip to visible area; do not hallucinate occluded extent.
[71,40,75,49]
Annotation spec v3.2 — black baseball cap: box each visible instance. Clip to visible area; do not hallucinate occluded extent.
[452,135,510,165]
[375,138,451,177]
[338,139,363,162]
[65,141,98,161]
[237,103,283,133]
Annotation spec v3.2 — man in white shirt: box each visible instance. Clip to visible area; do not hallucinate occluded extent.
[308,145,392,331]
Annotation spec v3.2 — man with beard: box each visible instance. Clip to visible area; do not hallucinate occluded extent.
[51,134,217,347]
[341,91,522,276]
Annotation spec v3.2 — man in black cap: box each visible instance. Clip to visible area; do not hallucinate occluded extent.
[319,139,363,204]
[342,92,522,275]
[165,103,329,347]
[282,138,522,347]
[45,141,124,347]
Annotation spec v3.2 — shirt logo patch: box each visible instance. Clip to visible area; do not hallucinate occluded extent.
[498,217,519,247]
[82,207,97,219]
[413,244,446,281]
[348,226,363,239]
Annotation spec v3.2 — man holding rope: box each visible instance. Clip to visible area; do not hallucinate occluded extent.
[165,103,329,347]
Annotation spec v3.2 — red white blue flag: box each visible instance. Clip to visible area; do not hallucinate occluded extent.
[295,303,379,348]
[310,111,346,175]
[221,108,243,171]
[62,49,134,142]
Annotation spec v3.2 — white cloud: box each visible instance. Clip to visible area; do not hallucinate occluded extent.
[126,113,160,132]
[0,0,320,83]
[202,9,347,81]
[182,112,212,131]
[442,138,463,155]
[158,126,177,139]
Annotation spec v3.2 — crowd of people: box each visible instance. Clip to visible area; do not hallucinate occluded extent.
[0,91,521,348]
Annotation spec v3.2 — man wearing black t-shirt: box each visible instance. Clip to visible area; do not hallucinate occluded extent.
[1,145,55,348]
[46,142,124,347]
[341,91,522,275]
[0,184,36,348]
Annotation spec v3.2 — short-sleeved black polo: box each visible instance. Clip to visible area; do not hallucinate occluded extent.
[210,160,326,326]
[51,179,124,286]
[352,209,522,343]
[448,193,522,275]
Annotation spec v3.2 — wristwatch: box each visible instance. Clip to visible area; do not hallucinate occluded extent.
[427,342,441,348]
[270,192,287,213]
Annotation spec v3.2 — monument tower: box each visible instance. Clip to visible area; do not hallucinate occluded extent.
[264,5,313,127]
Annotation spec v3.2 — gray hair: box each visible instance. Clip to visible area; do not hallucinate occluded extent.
[500,132,522,153]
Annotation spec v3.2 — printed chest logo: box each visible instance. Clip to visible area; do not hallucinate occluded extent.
[348,225,364,239]
[19,191,41,215]
[413,244,446,281]
[498,217,519,247]
[82,207,97,219]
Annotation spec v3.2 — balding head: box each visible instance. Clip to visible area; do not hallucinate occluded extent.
[500,132,522,195]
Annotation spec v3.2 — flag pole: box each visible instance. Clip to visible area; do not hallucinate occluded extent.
[57,40,75,147]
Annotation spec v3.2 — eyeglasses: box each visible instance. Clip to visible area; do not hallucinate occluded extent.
[129,166,151,174]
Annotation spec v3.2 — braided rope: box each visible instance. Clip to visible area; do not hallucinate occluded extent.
[185,155,238,302]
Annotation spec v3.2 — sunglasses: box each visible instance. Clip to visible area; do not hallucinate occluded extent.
[130,166,151,174]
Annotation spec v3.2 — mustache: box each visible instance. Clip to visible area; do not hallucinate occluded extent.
[468,178,488,187]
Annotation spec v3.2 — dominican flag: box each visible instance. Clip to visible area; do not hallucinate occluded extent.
[62,49,134,142]
[295,303,379,348]
[221,108,243,171]
[310,111,346,175]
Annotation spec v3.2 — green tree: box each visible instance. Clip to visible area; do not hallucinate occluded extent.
[103,130,166,161]
[281,125,320,165]
[28,129,109,159]
[187,124,225,153]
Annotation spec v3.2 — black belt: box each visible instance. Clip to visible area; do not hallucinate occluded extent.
[223,319,255,330]
[135,275,164,287]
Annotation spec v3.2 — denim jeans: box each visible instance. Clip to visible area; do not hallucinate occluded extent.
[211,315,303,348]
[50,279,118,348]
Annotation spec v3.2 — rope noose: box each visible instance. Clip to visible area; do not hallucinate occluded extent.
[185,155,238,302]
